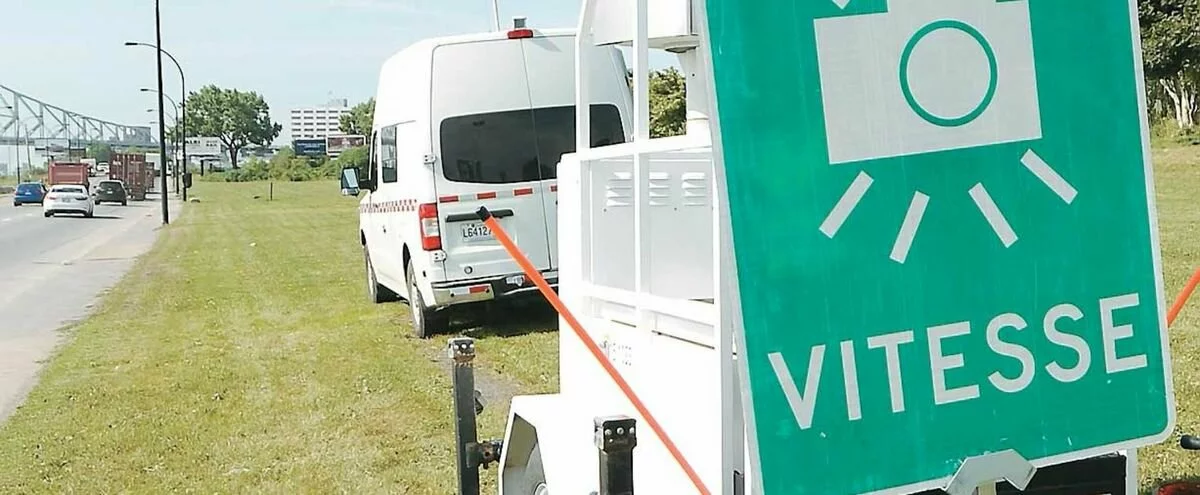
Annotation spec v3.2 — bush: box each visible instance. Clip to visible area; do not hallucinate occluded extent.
[191,145,369,183]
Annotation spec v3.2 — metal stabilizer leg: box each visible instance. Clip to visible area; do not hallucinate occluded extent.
[594,415,637,495]
[450,338,501,495]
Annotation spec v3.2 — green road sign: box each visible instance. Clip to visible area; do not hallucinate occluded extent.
[704,0,1174,493]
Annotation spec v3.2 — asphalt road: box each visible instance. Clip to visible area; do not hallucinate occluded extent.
[0,182,179,422]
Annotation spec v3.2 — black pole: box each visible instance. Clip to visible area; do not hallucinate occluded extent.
[179,72,187,201]
[595,415,637,495]
[14,116,20,184]
[449,337,481,495]
[154,0,169,225]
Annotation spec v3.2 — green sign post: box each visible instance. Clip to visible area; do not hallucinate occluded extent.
[704,0,1175,493]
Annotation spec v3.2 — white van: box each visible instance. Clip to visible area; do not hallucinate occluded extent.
[356,22,634,338]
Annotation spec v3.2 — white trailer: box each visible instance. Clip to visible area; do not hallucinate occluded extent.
[445,0,1166,493]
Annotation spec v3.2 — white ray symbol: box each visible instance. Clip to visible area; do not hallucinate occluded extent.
[969,183,1018,247]
[1021,149,1076,204]
[818,148,1076,262]
[820,171,873,238]
[890,192,929,264]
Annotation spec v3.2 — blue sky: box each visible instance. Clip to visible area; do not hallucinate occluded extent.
[0,0,675,146]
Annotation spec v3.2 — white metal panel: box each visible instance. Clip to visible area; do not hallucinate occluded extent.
[521,35,634,274]
[591,0,697,49]
[587,151,714,301]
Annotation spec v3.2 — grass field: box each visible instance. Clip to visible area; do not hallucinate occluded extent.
[1137,144,1200,492]
[0,180,556,493]
[0,145,1198,493]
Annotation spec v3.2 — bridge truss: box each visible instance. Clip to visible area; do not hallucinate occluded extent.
[0,83,156,149]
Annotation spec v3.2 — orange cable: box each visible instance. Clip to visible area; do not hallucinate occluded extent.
[482,211,712,495]
[1168,266,1200,327]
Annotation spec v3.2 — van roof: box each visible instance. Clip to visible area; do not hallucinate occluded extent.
[382,27,576,68]
[414,27,575,48]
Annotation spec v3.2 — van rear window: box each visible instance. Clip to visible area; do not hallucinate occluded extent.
[439,104,625,184]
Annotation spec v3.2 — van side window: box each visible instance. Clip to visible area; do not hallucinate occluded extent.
[381,125,398,183]
[368,130,380,184]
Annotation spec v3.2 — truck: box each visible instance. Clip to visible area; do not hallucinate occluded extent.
[109,153,149,201]
[47,162,89,189]
[81,158,98,177]
[437,0,1178,494]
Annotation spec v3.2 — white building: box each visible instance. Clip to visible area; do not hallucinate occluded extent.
[289,98,352,140]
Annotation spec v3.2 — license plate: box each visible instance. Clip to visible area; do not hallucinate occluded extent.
[461,222,494,242]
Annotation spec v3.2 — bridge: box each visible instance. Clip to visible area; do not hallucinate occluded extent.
[0,84,156,149]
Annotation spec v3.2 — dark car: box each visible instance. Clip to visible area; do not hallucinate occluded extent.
[94,180,128,206]
[12,182,47,206]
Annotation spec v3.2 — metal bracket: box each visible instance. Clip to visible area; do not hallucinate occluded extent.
[423,153,437,165]
[943,450,1037,495]
[465,439,504,470]
[449,337,476,364]
[594,415,637,495]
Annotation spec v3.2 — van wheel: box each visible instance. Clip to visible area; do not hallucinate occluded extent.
[518,444,549,495]
[407,262,447,339]
[364,247,398,304]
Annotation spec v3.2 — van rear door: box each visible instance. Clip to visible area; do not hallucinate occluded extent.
[430,39,553,282]
[519,35,631,272]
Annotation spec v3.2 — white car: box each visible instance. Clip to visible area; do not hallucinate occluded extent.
[43,184,94,218]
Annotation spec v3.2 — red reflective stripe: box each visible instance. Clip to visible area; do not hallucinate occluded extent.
[439,195,459,203]
[477,192,497,200]
[514,187,534,196]
[468,285,489,294]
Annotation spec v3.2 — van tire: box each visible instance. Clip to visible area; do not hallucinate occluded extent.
[407,262,447,339]
[518,444,549,494]
[364,247,399,304]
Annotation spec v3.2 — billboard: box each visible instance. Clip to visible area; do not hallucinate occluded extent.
[185,137,223,156]
[326,134,366,157]
[293,139,327,158]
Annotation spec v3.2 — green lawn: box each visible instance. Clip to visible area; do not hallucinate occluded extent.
[0,180,556,493]
[1138,144,1200,492]
[1,145,1199,492]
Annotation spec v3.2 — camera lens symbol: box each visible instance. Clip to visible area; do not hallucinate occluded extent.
[899,19,998,128]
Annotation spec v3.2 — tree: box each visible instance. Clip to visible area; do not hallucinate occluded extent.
[184,85,282,169]
[86,143,113,163]
[339,98,375,136]
[649,68,687,138]
[1140,0,1200,128]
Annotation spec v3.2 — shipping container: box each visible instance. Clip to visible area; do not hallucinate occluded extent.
[47,162,89,189]
[109,153,149,201]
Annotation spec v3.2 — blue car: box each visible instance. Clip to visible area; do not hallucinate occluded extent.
[12,182,47,207]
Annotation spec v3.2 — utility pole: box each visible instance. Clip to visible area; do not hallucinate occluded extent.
[154,0,169,225]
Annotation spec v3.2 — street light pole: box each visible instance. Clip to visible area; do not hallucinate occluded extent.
[126,41,186,201]
[4,104,20,183]
[143,89,181,194]
[153,0,169,225]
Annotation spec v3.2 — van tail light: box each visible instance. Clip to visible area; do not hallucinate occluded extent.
[418,203,442,251]
[507,28,534,39]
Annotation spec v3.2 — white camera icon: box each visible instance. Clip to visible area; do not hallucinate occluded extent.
[814,0,1042,164]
